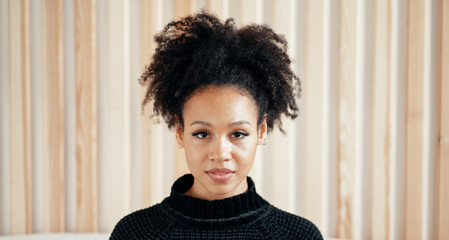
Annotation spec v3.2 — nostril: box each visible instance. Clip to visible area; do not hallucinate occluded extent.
[209,138,232,161]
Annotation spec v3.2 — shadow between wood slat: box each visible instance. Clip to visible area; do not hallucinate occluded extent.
[435,0,449,238]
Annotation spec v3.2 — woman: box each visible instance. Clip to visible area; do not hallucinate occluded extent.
[110,12,323,239]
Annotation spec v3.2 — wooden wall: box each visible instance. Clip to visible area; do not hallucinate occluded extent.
[0,0,447,239]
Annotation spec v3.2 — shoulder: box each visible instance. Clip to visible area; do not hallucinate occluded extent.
[110,202,172,240]
[264,206,323,240]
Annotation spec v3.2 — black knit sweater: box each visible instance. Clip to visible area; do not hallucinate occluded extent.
[110,174,323,239]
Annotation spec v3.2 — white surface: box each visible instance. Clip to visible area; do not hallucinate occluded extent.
[0,234,109,240]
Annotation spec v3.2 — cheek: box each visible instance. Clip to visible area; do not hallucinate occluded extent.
[234,140,258,164]
[183,142,207,169]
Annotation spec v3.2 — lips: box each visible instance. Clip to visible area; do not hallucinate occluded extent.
[206,168,235,182]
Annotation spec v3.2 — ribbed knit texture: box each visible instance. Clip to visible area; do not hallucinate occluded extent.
[110,174,323,239]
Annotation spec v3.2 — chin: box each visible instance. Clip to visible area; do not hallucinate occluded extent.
[213,185,236,194]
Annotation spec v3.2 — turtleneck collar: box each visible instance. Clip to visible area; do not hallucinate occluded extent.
[167,174,269,220]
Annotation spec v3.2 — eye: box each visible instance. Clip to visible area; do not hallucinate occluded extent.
[192,131,210,139]
[231,131,249,139]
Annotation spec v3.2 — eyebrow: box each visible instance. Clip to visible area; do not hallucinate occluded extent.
[190,120,251,127]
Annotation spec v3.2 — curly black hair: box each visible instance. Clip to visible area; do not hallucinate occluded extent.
[140,11,300,133]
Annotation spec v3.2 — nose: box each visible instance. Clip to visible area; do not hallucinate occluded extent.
[209,136,232,161]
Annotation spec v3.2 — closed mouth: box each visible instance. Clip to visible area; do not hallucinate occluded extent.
[206,168,235,182]
[206,168,235,174]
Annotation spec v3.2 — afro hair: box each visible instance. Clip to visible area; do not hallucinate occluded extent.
[140,11,300,133]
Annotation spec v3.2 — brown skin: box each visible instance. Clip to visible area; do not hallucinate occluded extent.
[175,86,267,200]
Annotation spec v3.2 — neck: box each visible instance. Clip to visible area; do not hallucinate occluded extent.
[184,178,249,200]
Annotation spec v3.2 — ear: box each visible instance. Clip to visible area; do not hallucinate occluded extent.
[175,115,184,148]
[257,114,268,145]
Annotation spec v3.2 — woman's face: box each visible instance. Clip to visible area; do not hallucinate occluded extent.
[176,86,267,200]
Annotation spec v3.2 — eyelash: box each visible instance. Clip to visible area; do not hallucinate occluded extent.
[232,131,249,139]
[191,131,249,139]
[192,131,209,139]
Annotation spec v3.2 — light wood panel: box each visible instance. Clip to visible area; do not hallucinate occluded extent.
[42,0,65,232]
[353,1,373,238]
[265,0,297,214]
[174,0,193,20]
[422,0,438,238]
[103,0,131,230]
[371,0,391,239]
[74,0,97,232]
[388,0,406,239]
[321,0,338,236]
[206,0,228,18]
[337,0,357,238]
[0,0,10,235]
[404,0,425,239]
[173,0,192,180]
[140,0,153,209]
[303,0,324,229]
[9,0,32,235]
[140,0,167,209]
[435,0,449,239]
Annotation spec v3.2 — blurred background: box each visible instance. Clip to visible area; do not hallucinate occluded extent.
[0,0,448,239]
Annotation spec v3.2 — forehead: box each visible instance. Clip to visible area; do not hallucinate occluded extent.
[183,86,258,125]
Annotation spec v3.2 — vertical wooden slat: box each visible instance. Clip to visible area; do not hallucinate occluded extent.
[29,0,45,233]
[63,0,76,232]
[153,0,170,203]
[337,0,357,238]
[265,0,296,214]
[140,0,166,209]
[321,0,339,236]
[268,0,289,215]
[129,0,143,213]
[173,0,192,180]
[191,0,206,12]
[174,0,193,20]
[74,0,97,232]
[9,0,32,235]
[371,0,391,239]
[388,0,406,239]
[354,0,373,238]
[288,0,299,215]
[140,0,152,208]
[0,0,11,235]
[404,0,425,238]
[96,0,108,232]
[422,0,438,239]
[435,0,449,238]
[42,0,65,232]
[103,0,131,230]
[303,0,324,230]
[321,0,332,235]
[240,0,262,25]
[206,0,228,18]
